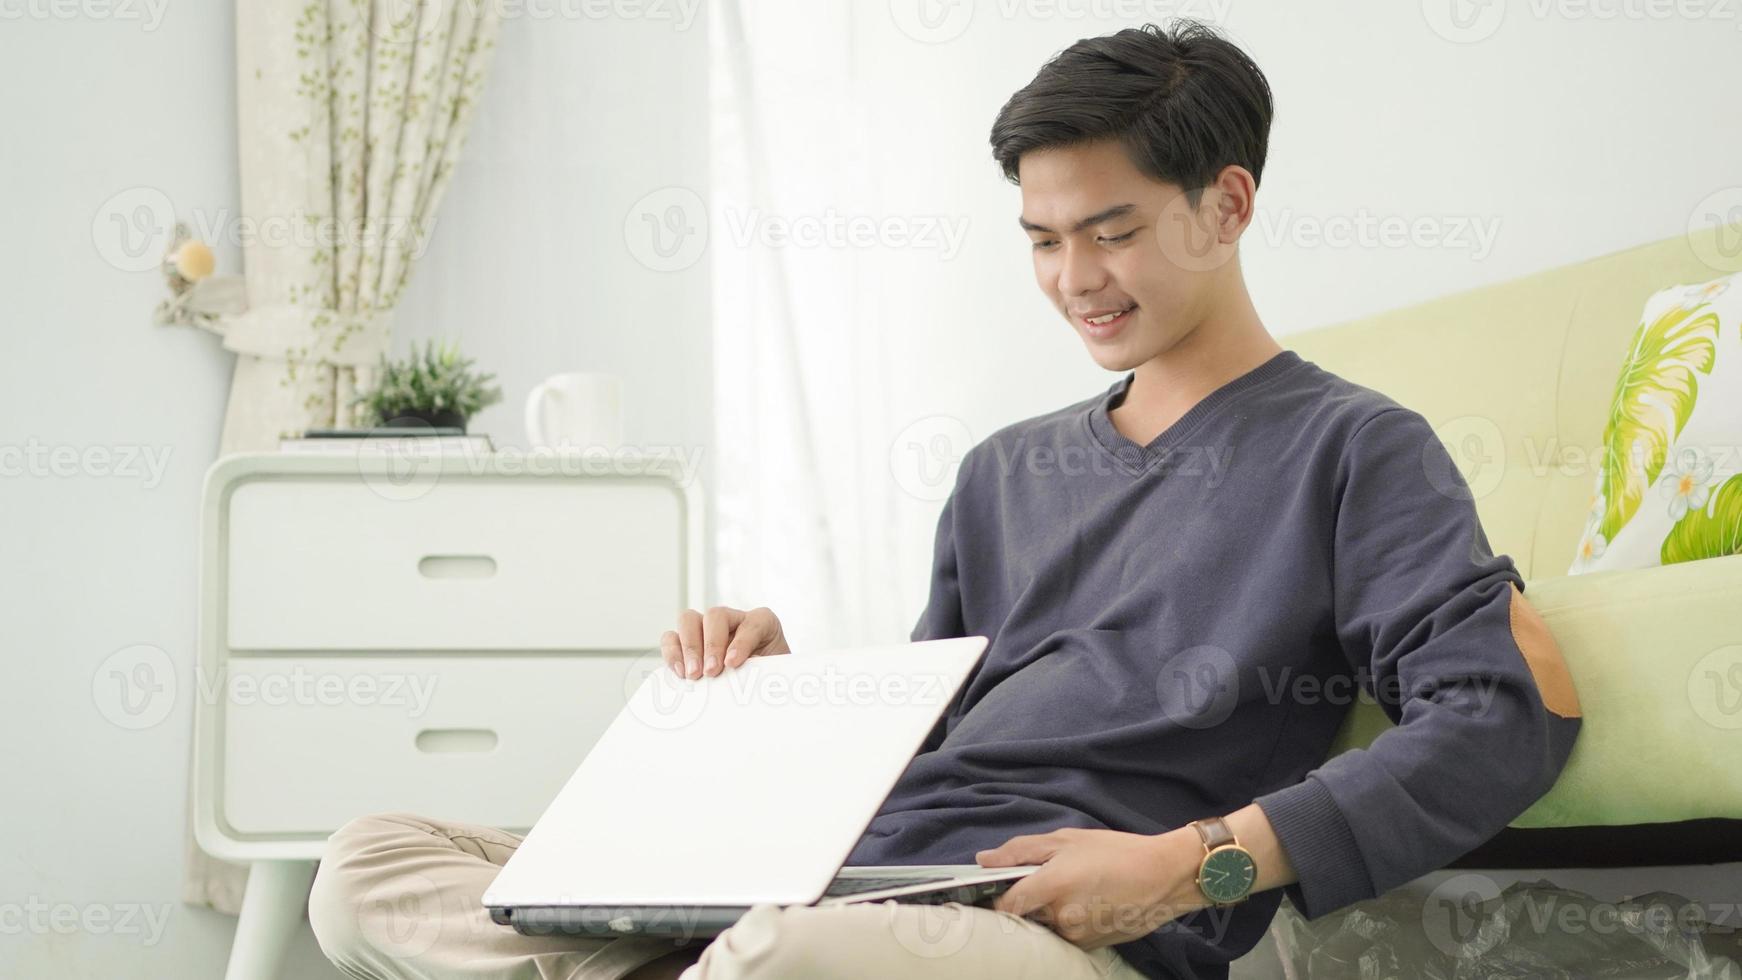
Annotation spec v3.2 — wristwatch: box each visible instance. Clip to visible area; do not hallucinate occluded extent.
[1188,816,1257,907]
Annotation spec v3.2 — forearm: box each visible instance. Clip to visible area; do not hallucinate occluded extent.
[1224,801,1298,893]
[1150,802,1299,915]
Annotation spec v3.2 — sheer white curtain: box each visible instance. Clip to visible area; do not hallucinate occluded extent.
[706,1,1127,650]
[709,0,938,651]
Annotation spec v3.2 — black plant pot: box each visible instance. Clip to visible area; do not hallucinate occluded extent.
[381,409,468,431]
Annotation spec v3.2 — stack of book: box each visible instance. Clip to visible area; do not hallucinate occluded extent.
[278,428,495,454]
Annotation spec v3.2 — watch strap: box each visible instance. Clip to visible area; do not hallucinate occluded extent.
[1192,816,1236,851]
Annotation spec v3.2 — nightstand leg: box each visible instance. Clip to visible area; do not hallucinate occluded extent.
[225,859,317,980]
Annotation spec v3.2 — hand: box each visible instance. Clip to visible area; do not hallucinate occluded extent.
[975,827,1208,950]
[661,606,791,679]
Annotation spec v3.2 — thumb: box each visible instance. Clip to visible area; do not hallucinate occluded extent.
[991,871,1054,919]
[975,833,1060,868]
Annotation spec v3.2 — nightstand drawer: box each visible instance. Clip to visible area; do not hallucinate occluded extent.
[219,654,658,836]
[224,475,686,650]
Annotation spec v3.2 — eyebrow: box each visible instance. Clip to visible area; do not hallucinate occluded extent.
[1017,203,1138,235]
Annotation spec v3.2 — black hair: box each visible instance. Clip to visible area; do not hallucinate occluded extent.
[989,20,1273,207]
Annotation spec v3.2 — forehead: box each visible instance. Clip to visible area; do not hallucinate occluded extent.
[1017,140,1175,225]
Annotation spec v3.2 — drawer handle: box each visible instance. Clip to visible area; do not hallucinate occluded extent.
[415,729,499,753]
[418,555,498,579]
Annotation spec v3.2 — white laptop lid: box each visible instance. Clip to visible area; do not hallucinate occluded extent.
[483,636,989,908]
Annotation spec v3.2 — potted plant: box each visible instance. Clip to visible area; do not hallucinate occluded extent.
[357,339,503,431]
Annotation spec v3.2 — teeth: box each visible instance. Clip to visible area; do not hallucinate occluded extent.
[1086,308,1129,325]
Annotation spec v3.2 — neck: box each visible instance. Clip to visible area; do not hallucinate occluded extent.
[1110,284,1280,444]
[1125,288,1278,407]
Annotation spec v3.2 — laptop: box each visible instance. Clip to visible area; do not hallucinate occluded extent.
[484,635,1043,940]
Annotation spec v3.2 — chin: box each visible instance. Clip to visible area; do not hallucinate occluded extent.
[1082,343,1149,373]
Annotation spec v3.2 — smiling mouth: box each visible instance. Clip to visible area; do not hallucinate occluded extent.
[1078,305,1136,336]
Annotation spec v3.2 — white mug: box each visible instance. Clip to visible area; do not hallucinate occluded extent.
[525,372,624,450]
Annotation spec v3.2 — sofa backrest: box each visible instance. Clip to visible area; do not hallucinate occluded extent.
[1286,223,1741,580]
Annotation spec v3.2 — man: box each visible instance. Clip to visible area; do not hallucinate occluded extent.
[309,20,1582,980]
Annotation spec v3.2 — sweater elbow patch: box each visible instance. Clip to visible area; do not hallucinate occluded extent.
[1507,583,1581,719]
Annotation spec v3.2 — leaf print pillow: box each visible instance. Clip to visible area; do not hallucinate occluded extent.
[1570,272,1742,574]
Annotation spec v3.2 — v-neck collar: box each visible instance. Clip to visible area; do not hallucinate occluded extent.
[1085,350,1305,475]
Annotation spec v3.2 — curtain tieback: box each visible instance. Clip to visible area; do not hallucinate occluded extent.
[219,304,395,367]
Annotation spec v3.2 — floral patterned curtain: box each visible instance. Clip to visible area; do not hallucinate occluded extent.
[183,0,501,912]
[207,0,500,452]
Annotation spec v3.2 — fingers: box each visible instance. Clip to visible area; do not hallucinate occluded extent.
[660,630,684,678]
[991,871,1055,919]
[676,609,704,679]
[975,832,1060,868]
[723,607,788,669]
[666,606,790,677]
[701,606,740,676]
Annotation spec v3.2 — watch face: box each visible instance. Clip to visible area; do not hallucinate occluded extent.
[1198,846,1256,904]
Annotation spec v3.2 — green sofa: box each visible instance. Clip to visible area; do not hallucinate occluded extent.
[1290,222,1742,834]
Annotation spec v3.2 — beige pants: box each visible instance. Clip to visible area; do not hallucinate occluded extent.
[308,813,1151,980]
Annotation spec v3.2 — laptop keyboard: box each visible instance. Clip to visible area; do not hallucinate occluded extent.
[823,874,955,898]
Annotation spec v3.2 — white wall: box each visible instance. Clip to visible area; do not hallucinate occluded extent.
[2,1,1736,977]
[0,5,710,978]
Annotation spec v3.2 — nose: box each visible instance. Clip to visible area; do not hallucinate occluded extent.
[1056,241,1108,299]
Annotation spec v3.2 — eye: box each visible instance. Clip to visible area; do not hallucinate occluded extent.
[1030,239,1057,252]
[1097,230,1138,245]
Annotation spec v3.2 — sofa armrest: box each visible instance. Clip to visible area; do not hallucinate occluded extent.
[1325,553,1742,828]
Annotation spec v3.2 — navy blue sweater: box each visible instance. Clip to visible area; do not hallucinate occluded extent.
[843,349,1583,979]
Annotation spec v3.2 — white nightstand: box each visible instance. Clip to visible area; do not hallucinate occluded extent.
[194,451,703,979]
